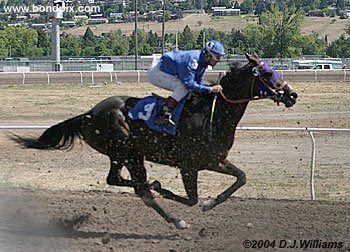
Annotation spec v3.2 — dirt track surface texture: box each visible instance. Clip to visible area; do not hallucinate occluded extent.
[1,187,350,252]
[1,82,350,251]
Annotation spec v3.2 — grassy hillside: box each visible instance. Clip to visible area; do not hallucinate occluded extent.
[63,13,349,43]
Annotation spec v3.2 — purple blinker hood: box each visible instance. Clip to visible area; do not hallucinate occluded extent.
[257,60,281,97]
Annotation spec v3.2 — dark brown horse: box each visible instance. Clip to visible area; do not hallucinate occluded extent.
[12,54,297,229]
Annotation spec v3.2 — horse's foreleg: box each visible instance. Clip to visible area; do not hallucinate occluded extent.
[202,159,246,212]
[149,168,199,207]
[126,154,190,229]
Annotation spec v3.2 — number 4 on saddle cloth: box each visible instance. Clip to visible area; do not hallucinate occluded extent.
[128,95,186,135]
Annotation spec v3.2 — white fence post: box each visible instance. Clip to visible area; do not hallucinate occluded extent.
[22,73,25,85]
[314,70,317,82]
[114,72,118,83]
[308,130,316,200]
[137,70,140,83]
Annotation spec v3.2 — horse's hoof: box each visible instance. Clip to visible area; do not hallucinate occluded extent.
[175,220,190,230]
[148,180,161,191]
[202,198,216,212]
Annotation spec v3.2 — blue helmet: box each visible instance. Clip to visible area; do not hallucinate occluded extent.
[205,40,225,59]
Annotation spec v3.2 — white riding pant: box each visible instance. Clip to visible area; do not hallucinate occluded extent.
[147,62,189,102]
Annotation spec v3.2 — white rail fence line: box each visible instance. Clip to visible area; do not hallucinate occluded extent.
[1,125,350,200]
[1,69,350,85]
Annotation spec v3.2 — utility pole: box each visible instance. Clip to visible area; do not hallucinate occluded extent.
[175,32,178,50]
[49,0,64,71]
[134,0,138,70]
[162,0,165,54]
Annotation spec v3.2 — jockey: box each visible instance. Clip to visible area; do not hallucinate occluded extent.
[147,40,225,126]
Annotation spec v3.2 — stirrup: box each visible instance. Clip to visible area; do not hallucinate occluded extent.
[154,115,176,127]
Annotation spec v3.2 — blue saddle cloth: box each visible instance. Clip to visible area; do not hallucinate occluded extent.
[128,96,185,135]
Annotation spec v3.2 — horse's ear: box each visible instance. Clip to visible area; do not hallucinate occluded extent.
[246,52,259,65]
[252,52,260,59]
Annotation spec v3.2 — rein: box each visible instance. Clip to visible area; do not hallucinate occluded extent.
[219,89,274,104]
[209,74,274,125]
[209,62,284,125]
[218,76,276,105]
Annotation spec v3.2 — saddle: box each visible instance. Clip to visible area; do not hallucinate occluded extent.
[128,94,186,135]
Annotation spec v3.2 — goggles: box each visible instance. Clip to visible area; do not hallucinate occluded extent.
[208,50,224,61]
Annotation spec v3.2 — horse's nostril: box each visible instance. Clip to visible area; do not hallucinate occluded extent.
[291,92,298,99]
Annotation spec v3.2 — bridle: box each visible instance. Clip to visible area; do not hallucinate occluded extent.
[209,60,289,130]
[209,57,296,127]
[218,62,284,105]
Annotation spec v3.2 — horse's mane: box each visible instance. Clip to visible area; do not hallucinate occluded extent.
[219,62,242,90]
[228,62,241,74]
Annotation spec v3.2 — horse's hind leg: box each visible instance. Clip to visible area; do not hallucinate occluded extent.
[106,157,134,187]
[126,153,189,229]
[202,159,246,212]
[149,167,199,206]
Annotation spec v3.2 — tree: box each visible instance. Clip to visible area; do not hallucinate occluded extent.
[327,35,350,57]
[240,0,254,14]
[320,0,329,9]
[242,24,265,56]
[197,30,206,49]
[109,30,129,55]
[179,25,197,50]
[94,40,114,56]
[82,27,96,47]
[147,31,160,52]
[259,5,304,57]
[4,26,41,57]
[129,29,153,55]
[336,0,346,10]
[225,29,247,55]
[37,30,51,56]
[296,33,327,56]
[61,35,82,56]
[0,30,9,58]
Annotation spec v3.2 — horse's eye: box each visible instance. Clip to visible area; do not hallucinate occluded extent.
[252,67,259,76]
[263,71,273,80]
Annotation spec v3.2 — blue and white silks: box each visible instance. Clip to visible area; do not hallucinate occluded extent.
[128,96,185,135]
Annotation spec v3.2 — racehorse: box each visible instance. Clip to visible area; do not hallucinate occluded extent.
[11,53,298,229]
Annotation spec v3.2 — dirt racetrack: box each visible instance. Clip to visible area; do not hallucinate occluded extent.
[1,81,350,251]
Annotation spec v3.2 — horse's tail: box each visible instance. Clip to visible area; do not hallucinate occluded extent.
[12,114,86,150]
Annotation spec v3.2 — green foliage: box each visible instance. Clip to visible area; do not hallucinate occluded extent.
[82,27,96,47]
[296,33,327,55]
[0,26,41,58]
[61,35,81,56]
[258,5,304,57]
[327,35,350,57]
[241,24,265,56]
[1,7,350,59]
[179,25,197,50]
[37,30,51,56]
[108,30,130,55]
[0,30,8,57]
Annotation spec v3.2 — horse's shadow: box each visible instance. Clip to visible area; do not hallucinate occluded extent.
[3,222,180,241]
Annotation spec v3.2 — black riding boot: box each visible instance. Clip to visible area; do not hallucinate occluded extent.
[154,104,176,126]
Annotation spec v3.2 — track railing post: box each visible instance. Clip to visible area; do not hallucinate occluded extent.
[308,130,316,200]
[22,73,25,85]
